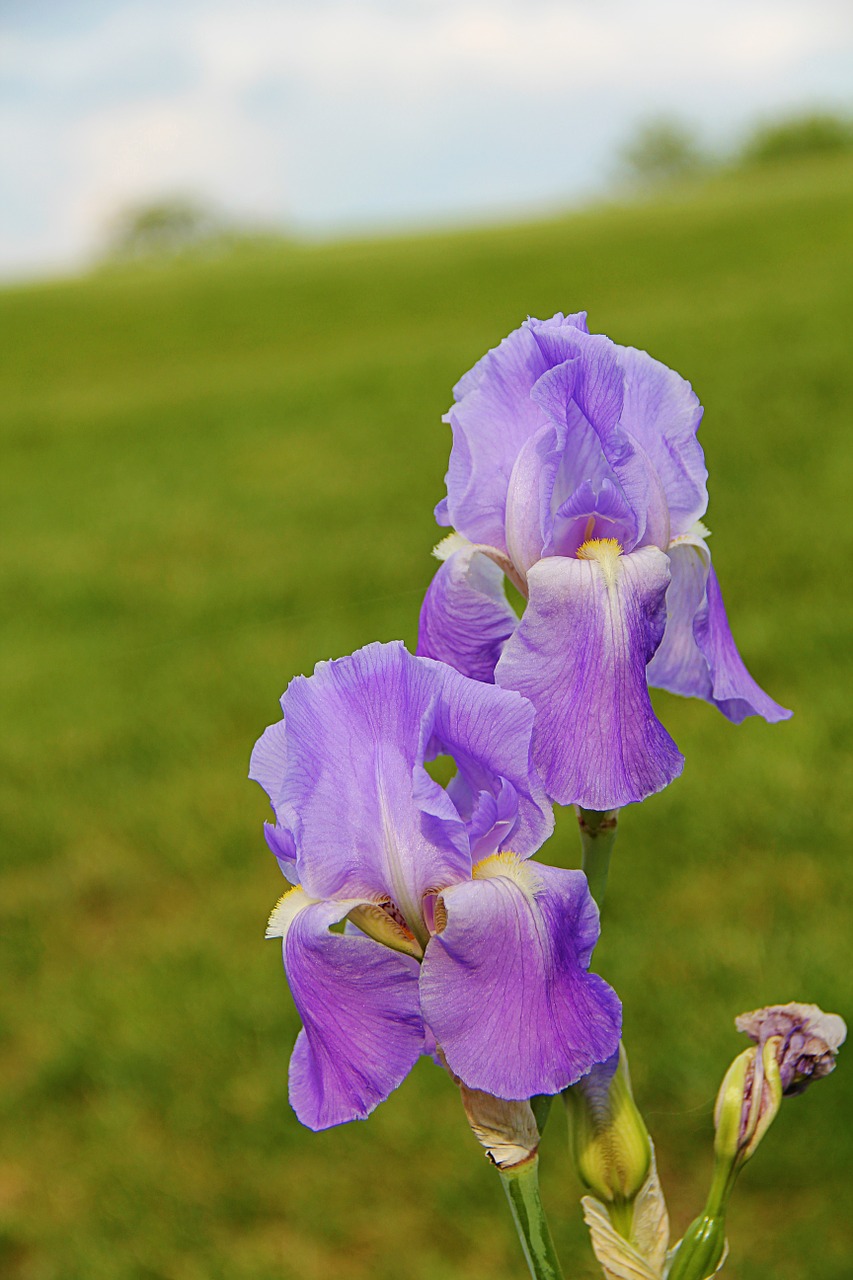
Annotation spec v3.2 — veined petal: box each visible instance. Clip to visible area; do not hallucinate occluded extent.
[251,720,300,873]
[427,661,554,858]
[465,777,522,861]
[249,719,289,808]
[495,546,683,809]
[263,821,299,881]
[444,323,552,551]
[505,423,565,576]
[530,334,670,552]
[647,535,715,700]
[648,535,792,723]
[617,344,707,539]
[272,890,424,1130]
[277,642,471,929]
[420,856,621,1098]
[417,544,518,684]
[696,565,792,724]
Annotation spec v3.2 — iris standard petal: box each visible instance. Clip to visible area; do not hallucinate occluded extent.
[428,660,554,858]
[695,565,792,724]
[420,855,621,1098]
[617,344,707,538]
[530,335,670,553]
[417,543,518,684]
[495,545,683,809]
[443,324,552,551]
[278,642,472,925]
[505,423,566,576]
[249,719,290,814]
[271,890,424,1130]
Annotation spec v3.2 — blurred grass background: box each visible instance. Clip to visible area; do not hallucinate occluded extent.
[1,151,852,1280]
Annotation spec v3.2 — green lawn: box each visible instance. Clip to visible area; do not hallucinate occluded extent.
[1,153,852,1280]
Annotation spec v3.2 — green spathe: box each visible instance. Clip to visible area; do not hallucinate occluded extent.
[565,1045,652,1228]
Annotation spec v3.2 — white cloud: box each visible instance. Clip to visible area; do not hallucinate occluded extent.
[0,0,851,275]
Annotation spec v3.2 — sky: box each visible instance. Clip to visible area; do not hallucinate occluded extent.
[1,0,852,278]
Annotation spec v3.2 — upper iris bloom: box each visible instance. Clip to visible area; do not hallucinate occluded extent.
[418,312,791,811]
[250,641,621,1130]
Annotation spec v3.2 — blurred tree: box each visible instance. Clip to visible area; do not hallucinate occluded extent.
[618,118,708,186]
[102,195,229,261]
[738,111,853,166]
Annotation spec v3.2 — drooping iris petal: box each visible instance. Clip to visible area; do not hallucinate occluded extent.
[695,565,792,724]
[275,642,471,924]
[420,856,621,1098]
[271,891,424,1130]
[417,543,518,684]
[495,545,683,809]
[647,537,715,700]
[443,324,552,551]
[648,535,791,723]
[617,344,707,539]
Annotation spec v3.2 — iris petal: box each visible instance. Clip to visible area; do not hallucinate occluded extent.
[420,857,621,1098]
[649,536,792,723]
[276,642,471,921]
[617,344,707,539]
[697,565,792,724]
[495,546,683,809]
[444,325,552,551]
[417,544,518,684]
[276,893,424,1130]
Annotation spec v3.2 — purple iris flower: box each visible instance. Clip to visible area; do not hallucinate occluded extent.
[418,311,791,811]
[250,641,621,1130]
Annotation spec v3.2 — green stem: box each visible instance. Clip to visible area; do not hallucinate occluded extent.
[576,808,618,908]
[666,1157,739,1280]
[499,1157,566,1280]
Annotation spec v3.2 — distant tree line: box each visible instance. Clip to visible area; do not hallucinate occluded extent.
[99,108,853,262]
[100,196,290,264]
[619,109,853,187]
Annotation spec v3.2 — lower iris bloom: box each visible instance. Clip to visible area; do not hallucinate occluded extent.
[418,311,791,810]
[250,641,621,1130]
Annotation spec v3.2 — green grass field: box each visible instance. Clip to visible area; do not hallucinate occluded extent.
[1,153,852,1280]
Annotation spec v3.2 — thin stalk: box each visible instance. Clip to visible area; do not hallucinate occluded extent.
[576,808,618,909]
[499,1156,566,1280]
[665,1156,736,1280]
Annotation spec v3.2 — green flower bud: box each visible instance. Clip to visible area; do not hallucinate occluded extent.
[714,1037,782,1172]
[666,1212,727,1280]
[565,1046,652,1218]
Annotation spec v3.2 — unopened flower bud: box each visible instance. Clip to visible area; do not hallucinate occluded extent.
[565,1046,652,1215]
[714,1037,782,1169]
[666,1211,727,1280]
[735,1002,846,1096]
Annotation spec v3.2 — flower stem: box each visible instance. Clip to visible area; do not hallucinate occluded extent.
[576,808,618,909]
[499,1156,566,1280]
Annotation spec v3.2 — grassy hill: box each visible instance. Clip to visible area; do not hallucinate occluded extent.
[1,153,852,1280]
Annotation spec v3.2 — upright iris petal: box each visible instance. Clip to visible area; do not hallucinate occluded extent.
[418,312,791,810]
[253,642,621,1128]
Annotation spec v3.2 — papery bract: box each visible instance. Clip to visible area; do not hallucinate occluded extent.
[418,312,791,810]
[251,641,621,1130]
